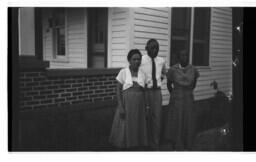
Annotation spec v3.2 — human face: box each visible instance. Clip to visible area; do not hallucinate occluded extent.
[129,53,142,70]
[179,52,189,67]
[146,41,159,58]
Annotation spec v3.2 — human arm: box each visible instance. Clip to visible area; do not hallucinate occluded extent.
[161,60,167,81]
[116,81,125,119]
[192,68,200,89]
[167,78,173,93]
[166,67,174,93]
[116,69,126,119]
[141,70,150,109]
[192,79,197,90]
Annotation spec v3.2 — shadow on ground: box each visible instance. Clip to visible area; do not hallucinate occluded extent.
[18,100,232,151]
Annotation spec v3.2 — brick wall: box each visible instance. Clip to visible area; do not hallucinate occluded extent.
[19,70,117,111]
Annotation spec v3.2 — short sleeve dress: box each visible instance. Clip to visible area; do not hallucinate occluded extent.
[109,68,148,148]
[165,64,200,150]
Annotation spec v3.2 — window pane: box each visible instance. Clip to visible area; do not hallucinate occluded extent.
[170,8,191,65]
[57,27,65,56]
[52,8,66,57]
[193,8,210,40]
[193,42,209,66]
[172,8,191,38]
[192,7,210,66]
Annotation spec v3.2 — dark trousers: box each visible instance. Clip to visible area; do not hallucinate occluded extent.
[146,88,162,148]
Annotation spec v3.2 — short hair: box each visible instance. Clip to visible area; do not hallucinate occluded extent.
[127,49,142,61]
[146,39,159,48]
[178,49,189,59]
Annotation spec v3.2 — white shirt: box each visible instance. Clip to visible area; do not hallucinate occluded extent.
[139,55,167,88]
[116,67,146,90]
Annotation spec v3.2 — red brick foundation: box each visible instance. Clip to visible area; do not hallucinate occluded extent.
[19,69,119,111]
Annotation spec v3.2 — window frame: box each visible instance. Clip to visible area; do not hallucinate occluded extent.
[51,8,69,63]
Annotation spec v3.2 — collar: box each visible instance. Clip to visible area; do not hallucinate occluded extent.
[124,67,133,84]
[124,67,143,84]
[145,54,157,61]
[178,63,189,69]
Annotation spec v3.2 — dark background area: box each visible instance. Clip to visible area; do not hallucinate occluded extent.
[243,8,255,151]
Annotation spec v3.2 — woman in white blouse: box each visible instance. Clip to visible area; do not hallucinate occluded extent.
[109,49,148,149]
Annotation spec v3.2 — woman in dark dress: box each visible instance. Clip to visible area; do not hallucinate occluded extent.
[165,50,200,150]
[109,49,148,149]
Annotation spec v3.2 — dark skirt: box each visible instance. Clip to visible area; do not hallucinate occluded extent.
[109,85,148,148]
[165,88,196,150]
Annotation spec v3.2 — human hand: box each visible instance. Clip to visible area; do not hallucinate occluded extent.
[119,105,125,120]
[119,110,125,119]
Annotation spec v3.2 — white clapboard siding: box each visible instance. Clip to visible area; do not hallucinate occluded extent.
[112,61,129,68]
[194,7,232,101]
[135,7,169,17]
[109,8,131,68]
[111,49,127,56]
[132,7,170,105]
[112,55,127,62]
[134,37,169,46]
[42,8,87,69]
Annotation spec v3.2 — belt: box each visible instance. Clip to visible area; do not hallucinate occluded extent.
[145,87,161,90]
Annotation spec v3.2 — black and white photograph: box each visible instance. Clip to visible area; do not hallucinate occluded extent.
[7,3,244,153]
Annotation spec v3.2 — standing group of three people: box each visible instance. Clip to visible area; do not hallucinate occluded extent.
[109,39,200,151]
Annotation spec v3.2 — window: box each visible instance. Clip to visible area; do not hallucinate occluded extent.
[192,8,211,66]
[170,8,191,66]
[87,8,108,68]
[170,7,211,66]
[51,8,66,59]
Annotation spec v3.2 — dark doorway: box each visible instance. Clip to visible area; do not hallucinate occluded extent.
[87,8,108,68]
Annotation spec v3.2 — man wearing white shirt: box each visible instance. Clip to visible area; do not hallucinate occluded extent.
[140,39,167,150]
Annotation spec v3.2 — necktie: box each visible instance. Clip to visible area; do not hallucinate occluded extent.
[151,58,157,89]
